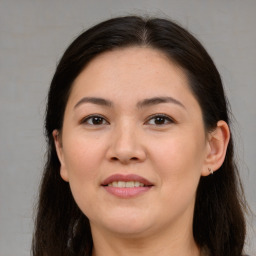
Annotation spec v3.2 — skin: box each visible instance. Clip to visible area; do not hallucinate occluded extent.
[54,47,230,256]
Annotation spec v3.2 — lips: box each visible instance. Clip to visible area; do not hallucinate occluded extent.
[101,174,153,187]
[101,174,154,198]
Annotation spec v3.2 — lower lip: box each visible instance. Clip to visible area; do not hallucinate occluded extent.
[102,186,152,198]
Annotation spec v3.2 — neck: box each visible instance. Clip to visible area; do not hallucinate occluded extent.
[90,222,200,256]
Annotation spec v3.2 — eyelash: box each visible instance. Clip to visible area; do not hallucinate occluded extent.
[81,114,175,126]
[81,114,109,126]
[145,114,175,126]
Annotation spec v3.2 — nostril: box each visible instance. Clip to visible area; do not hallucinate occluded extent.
[110,156,139,163]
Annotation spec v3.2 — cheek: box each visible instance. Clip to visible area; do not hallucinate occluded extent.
[153,134,204,169]
[62,135,106,192]
[62,136,106,215]
[64,134,104,171]
[148,134,204,219]
[149,128,206,192]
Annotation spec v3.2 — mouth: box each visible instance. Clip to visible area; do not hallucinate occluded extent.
[101,174,154,198]
[105,181,147,188]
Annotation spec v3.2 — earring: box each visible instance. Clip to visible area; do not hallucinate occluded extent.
[208,168,213,175]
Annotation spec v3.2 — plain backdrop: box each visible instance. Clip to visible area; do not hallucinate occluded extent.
[0,0,255,255]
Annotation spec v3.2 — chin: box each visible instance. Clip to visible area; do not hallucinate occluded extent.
[91,208,155,237]
[105,222,152,238]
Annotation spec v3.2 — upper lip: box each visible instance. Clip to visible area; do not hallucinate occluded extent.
[101,174,154,186]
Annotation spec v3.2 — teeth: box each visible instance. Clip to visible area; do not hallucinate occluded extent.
[107,181,145,188]
[118,181,125,188]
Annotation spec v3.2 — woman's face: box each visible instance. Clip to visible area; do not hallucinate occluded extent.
[54,47,211,238]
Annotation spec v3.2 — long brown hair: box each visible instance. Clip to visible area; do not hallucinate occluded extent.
[32,16,247,256]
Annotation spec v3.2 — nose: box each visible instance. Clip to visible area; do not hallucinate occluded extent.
[106,122,146,164]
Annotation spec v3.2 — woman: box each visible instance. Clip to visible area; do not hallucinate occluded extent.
[32,16,247,256]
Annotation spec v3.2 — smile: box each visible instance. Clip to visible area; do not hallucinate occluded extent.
[106,181,146,187]
[101,174,153,198]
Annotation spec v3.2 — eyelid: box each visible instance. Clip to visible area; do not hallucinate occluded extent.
[144,113,175,125]
[80,114,110,125]
[80,113,175,126]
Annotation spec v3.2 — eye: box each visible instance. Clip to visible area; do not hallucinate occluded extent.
[81,115,109,126]
[146,114,174,126]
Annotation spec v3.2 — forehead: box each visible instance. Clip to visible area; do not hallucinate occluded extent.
[71,47,191,95]
[65,46,203,118]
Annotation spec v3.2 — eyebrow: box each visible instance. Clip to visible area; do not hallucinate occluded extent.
[137,96,185,109]
[74,96,185,109]
[74,97,112,109]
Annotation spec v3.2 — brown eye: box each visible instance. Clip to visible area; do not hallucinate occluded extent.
[82,115,109,126]
[146,114,174,126]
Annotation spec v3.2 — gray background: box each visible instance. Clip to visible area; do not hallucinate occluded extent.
[0,0,255,255]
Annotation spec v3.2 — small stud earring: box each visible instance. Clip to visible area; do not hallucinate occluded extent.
[208,168,213,175]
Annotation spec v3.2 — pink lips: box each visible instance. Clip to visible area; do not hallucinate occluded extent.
[101,174,153,198]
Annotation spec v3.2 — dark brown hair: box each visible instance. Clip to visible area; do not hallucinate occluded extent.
[32,16,246,256]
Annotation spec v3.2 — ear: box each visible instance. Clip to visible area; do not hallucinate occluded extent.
[52,129,69,182]
[201,120,230,176]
